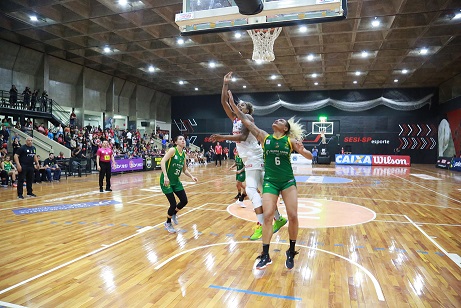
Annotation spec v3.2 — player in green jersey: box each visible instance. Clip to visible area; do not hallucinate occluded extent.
[227,89,313,270]
[160,135,198,233]
[229,149,246,207]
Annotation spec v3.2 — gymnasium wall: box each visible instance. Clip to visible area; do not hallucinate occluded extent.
[171,87,440,164]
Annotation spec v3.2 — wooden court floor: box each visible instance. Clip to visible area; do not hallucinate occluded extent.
[0,162,460,307]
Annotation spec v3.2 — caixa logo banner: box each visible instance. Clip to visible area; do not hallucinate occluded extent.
[372,155,411,166]
[336,154,410,166]
[335,154,372,165]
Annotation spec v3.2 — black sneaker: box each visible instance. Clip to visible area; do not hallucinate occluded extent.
[255,254,272,270]
[285,250,299,270]
[234,193,241,199]
[105,188,112,192]
[18,195,24,199]
[100,188,104,192]
[27,193,37,197]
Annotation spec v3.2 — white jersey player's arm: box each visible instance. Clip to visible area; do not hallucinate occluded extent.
[221,72,235,121]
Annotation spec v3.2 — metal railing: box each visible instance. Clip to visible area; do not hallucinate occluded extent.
[0,89,70,126]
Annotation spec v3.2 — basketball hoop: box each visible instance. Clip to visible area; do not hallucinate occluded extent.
[247,27,282,62]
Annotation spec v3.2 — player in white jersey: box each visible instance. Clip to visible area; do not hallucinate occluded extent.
[211,72,287,240]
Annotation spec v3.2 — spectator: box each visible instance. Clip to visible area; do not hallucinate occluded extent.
[70,108,77,128]
[312,147,318,164]
[12,138,21,157]
[1,155,18,186]
[22,87,31,109]
[34,155,46,183]
[9,85,18,108]
[41,90,48,112]
[43,153,61,181]
[186,136,190,149]
[31,89,39,111]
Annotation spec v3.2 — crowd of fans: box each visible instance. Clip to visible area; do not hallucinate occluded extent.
[1,115,217,187]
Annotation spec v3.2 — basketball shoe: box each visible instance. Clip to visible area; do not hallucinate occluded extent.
[285,250,299,270]
[171,214,179,225]
[255,254,272,269]
[250,224,262,240]
[273,216,287,234]
[164,222,176,233]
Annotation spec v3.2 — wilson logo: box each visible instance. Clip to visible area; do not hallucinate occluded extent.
[372,156,410,166]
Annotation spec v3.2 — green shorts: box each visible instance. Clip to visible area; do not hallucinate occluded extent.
[236,171,246,183]
[262,178,296,195]
[161,181,184,194]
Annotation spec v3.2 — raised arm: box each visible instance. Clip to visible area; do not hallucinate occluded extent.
[291,139,313,160]
[221,72,236,120]
[210,131,249,143]
[227,90,268,144]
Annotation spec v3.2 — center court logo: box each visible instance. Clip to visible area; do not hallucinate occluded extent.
[228,198,376,228]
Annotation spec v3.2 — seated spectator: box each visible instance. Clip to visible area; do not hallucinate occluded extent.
[34,155,47,183]
[0,157,10,187]
[1,155,18,186]
[43,153,61,181]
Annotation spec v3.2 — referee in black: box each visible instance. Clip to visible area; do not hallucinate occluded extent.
[14,136,39,199]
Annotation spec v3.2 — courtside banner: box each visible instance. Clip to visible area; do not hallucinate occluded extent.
[449,158,461,172]
[372,155,411,166]
[335,154,372,165]
[112,158,144,172]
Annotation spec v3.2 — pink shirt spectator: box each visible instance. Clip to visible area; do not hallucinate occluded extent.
[97,147,113,162]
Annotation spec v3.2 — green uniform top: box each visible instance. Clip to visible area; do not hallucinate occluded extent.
[235,155,244,172]
[3,161,13,172]
[262,134,293,183]
[160,147,185,185]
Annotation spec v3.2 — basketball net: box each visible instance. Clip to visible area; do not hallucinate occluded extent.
[247,27,282,62]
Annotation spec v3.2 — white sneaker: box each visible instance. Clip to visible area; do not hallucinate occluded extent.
[164,222,176,233]
[171,214,179,225]
[236,201,246,208]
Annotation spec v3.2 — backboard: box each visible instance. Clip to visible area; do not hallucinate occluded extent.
[312,121,334,135]
[175,0,347,35]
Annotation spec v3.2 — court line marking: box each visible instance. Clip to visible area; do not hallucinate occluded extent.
[209,285,302,301]
[404,215,461,269]
[374,220,461,227]
[153,241,385,302]
[298,194,461,210]
[127,179,217,204]
[0,203,211,296]
[0,300,28,308]
[392,175,461,204]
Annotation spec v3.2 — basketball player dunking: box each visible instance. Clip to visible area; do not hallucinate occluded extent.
[211,72,287,240]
